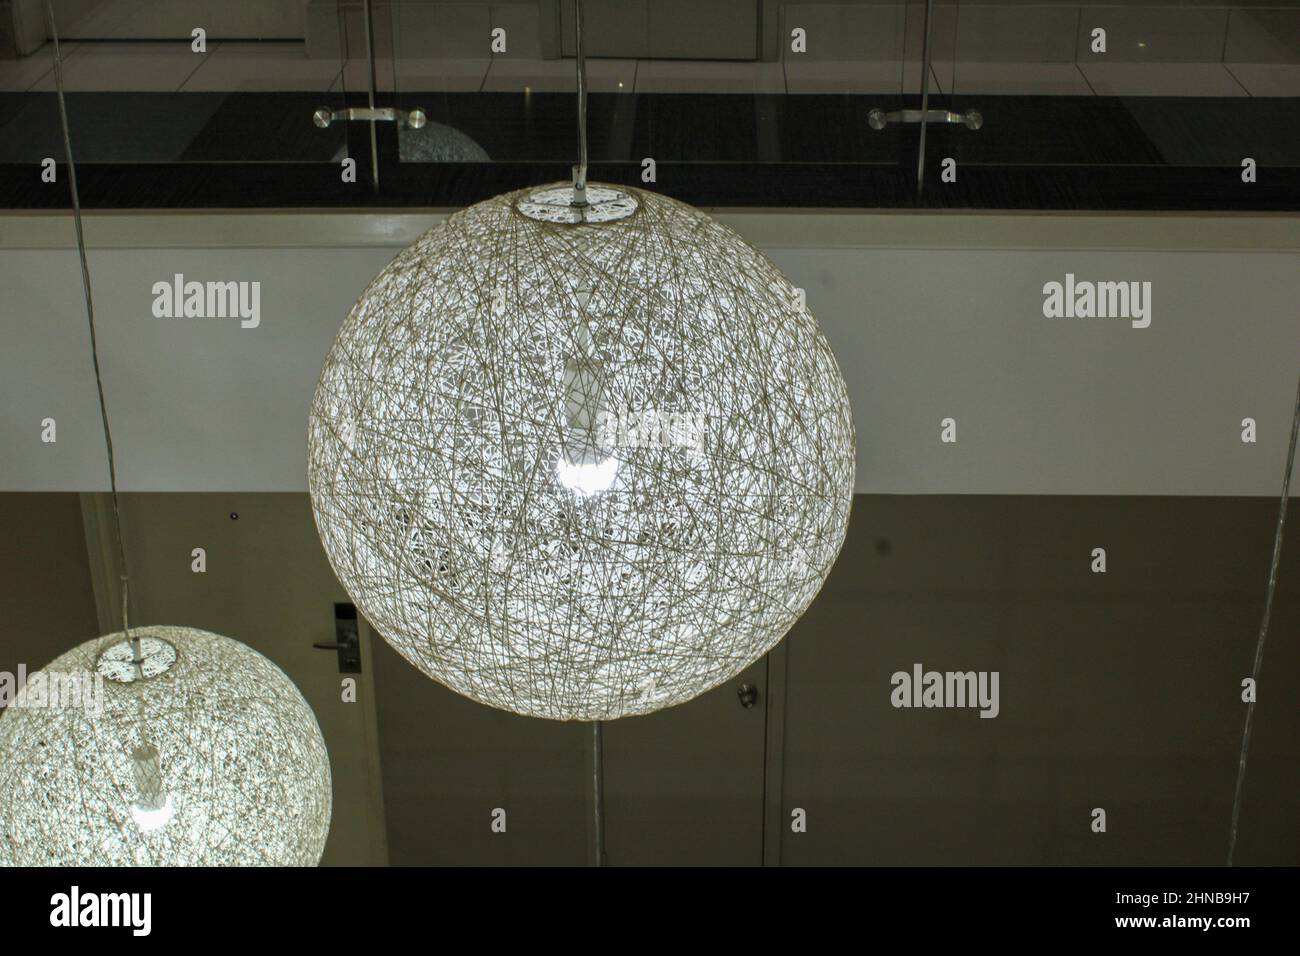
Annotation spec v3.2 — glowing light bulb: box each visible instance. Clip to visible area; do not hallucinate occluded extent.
[556,291,618,496]
[131,796,175,832]
[556,457,619,496]
[129,741,173,832]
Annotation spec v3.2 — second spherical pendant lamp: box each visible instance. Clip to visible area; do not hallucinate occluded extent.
[0,627,332,866]
[308,4,855,720]
[0,10,334,867]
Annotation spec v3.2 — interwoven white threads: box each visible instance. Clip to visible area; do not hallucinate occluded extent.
[308,182,855,720]
[0,626,332,866]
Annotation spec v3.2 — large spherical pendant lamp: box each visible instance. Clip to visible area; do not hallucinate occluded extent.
[308,182,855,719]
[0,626,332,866]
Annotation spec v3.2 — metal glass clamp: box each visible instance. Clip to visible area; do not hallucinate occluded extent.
[868,108,983,131]
[312,106,427,130]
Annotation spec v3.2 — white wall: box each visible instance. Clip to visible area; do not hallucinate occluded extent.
[1,209,1296,495]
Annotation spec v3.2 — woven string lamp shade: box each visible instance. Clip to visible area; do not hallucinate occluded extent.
[308,182,855,720]
[0,626,332,866]
[399,121,490,163]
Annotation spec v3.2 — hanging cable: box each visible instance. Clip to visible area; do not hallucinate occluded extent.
[592,720,606,866]
[571,1,602,863]
[362,0,381,192]
[572,0,589,206]
[1227,371,1300,866]
[45,0,137,663]
[915,0,935,195]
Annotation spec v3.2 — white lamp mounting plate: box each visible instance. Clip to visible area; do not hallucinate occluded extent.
[515,185,639,224]
[95,636,178,683]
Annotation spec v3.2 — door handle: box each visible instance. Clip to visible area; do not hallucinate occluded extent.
[314,603,362,673]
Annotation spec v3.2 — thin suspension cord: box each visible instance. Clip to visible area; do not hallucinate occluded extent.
[1227,371,1300,866]
[592,720,606,866]
[45,0,136,660]
[572,0,588,205]
[574,2,600,864]
[916,0,935,195]
[362,0,380,192]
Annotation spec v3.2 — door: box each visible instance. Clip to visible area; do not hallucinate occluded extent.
[81,492,389,866]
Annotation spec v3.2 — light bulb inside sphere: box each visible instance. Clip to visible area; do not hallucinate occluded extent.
[130,797,175,833]
[308,182,855,720]
[556,319,619,496]
[0,626,332,866]
[555,457,619,497]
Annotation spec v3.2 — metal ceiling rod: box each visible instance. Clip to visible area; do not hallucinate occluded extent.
[866,0,981,196]
[572,0,590,206]
[311,0,427,188]
[363,0,380,189]
[571,0,600,866]
[576,0,599,862]
[914,0,935,194]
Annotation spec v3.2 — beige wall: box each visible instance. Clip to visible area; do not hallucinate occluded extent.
[98,491,389,865]
[0,493,100,685]
[2,211,1298,498]
[0,492,389,865]
[2,490,1297,864]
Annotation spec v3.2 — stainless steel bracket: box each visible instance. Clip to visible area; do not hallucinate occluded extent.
[312,106,427,130]
[868,108,983,131]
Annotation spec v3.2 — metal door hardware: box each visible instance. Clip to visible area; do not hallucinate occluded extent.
[868,108,983,131]
[312,106,427,130]
[737,683,759,708]
[313,603,362,673]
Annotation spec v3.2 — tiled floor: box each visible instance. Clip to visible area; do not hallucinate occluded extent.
[27,41,215,93]
[1078,62,1250,98]
[0,43,1295,97]
[383,58,490,94]
[1222,63,1300,99]
[0,43,77,91]
[784,60,936,95]
[481,57,636,93]
[184,42,342,93]
[634,60,785,94]
[931,61,1095,97]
